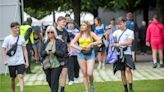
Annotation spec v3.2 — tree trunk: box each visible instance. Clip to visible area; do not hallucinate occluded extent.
[143,0,149,26]
[52,11,56,22]
[156,0,164,24]
[72,0,81,26]
[93,8,98,18]
[127,0,135,12]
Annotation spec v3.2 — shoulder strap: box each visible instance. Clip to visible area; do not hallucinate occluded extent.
[16,36,19,44]
[117,29,127,43]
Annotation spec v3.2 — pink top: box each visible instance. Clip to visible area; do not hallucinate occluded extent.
[146,20,164,45]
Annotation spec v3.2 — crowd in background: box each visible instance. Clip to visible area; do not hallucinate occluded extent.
[2,12,164,92]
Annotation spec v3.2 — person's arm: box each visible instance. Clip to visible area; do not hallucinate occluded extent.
[22,46,29,68]
[2,38,8,65]
[146,26,151,46]
[40,40,48,57]
[115,38,133,47]
[114,31,134,47]
[70,34,82,51]
[90,32,102,46]
[2,48,7,65]
[25,28,32,41]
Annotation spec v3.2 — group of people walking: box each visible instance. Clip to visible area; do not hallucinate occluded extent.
[1,12,164,92]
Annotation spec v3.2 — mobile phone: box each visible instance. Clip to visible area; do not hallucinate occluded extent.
[48,50,52,51]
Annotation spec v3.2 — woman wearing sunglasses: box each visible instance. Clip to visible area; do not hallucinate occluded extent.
[40,26,62,92]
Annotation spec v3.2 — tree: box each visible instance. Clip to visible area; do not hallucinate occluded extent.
[156,0,164,24]
[71,0,81,26]
[81,0,107,17]
[24,0,64,19]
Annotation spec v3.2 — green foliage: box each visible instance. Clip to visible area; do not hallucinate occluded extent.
[24,7,51,19]
[24,0,64,11]
[1,74,164,92]
[105,0,128,9]
[24,0,144,19]
[24,0,64,19]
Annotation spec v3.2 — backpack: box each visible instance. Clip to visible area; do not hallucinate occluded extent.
[126,20,135,31]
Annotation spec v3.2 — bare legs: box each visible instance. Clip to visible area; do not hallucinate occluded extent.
[78,59,95,92]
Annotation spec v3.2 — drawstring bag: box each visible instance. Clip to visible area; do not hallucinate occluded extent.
[107,31,117,64]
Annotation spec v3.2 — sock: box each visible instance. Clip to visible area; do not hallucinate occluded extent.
[153,59,157,64]
[129,83,133,90]
[124,84,128,91]
[102,62,105,66]
[160,61,163,64]
[85,89,88,92]
[60,86,65,92]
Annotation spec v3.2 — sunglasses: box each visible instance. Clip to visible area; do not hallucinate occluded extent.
[47,31,54,34]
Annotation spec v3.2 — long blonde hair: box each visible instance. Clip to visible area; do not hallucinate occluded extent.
[79,21,92,39]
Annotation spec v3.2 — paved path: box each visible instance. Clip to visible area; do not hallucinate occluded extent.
[19,61,164,86]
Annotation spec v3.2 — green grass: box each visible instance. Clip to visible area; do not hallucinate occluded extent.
[1,74,164,92]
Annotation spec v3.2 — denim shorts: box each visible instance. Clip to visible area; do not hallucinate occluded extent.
[77,50,95,61]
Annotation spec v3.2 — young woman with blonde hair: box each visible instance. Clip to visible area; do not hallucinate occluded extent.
[71,21,102,92]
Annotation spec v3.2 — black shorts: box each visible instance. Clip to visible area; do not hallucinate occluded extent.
[8,64,25,78]
[115,55,135,71]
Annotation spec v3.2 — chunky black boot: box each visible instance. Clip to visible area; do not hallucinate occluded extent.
[124,84,128,92]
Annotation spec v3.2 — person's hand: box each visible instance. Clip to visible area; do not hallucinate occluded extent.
[113,43,120,47]
[3,61,8,66]
[47,50,55,55]
[87,43,94,49]
[146,42,150,47]
[79,47,86,51]
[25,62,29,68]
[68,50,72,56]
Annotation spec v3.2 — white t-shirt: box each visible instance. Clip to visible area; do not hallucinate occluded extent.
[2,35,26,66]
[113,28,134,55]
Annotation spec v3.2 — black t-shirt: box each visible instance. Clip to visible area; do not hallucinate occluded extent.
[56,28,70,43]
[56,28,70,62]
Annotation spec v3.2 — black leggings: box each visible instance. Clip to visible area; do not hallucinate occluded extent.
[44,66,62,92]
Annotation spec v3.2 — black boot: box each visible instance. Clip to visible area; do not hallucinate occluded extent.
[124,84,128,92]
[129,83,133,92]
[60,86,65,92]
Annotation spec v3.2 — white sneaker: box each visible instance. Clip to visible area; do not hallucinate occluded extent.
[74,78,79,83]
[102,63,105,70]
[102,66,105,70]
[68,81,74,85]
[97,63,101,70]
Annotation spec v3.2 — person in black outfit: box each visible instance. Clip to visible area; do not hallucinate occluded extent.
[56,16,71,92]
[40,25,66,92]
[138,21,147,55]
